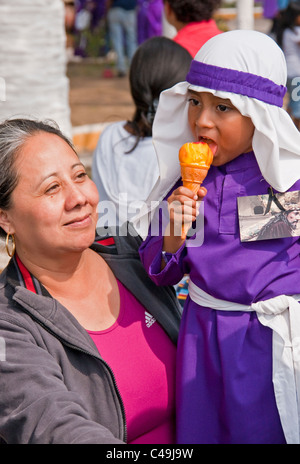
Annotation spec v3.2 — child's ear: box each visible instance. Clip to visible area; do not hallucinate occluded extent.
[0,210,15,235]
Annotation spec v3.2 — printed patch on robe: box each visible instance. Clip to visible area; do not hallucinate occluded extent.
[237,189,300,241]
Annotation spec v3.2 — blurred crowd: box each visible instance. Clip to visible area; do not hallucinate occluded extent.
[263,0,300,128]
[64,0,300,126]
[64,0,168,61]
[64,0,222,66]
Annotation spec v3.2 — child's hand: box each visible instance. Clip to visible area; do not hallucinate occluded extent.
[162,185,207,257]
[168,186,207,233]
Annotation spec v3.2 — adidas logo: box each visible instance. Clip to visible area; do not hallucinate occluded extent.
[145,311,156,328]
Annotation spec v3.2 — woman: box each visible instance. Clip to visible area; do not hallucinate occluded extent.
[0,118,181,444]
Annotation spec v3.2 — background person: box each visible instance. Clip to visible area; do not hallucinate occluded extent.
[92,36,192,228]
[137,0,163,44]
[163,0,222,57]
[106,0,138,77]
[0,118,181,444]
[276,1,300,129]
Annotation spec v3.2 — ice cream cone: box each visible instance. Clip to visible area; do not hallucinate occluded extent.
[179,142,213,239]
[181,164,210,191]
[180,164,209,238]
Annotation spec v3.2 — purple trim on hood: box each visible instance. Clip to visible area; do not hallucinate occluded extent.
[186,61,287,107]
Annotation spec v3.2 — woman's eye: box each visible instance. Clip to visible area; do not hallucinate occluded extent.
[46,184,59,194]
[76,172,87,180]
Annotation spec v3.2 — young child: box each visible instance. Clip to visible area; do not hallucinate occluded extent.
[139,30,300,444]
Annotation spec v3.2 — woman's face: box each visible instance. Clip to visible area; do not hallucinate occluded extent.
[187,90,255,166]
[1,132,99,259]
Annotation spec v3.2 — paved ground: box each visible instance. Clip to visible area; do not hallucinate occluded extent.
[68,60,134,128]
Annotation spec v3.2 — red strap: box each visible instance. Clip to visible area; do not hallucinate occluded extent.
[15,255,37,293]
[96,237,115,246]
[15,237,115,293]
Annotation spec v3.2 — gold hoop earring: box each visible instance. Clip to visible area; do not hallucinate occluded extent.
[5,233,15,258]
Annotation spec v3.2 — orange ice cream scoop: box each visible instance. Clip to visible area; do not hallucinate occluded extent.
[179,142,213,239]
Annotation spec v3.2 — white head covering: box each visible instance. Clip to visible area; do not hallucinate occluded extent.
[145,30,300,211]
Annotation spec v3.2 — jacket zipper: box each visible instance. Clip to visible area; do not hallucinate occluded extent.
[26,317,127,443]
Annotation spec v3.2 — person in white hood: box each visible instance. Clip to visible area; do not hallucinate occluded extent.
[139,30,300,444]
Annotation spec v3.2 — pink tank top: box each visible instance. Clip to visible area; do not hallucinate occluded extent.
[87,280,176,444]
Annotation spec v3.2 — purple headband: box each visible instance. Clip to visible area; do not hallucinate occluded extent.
[186,61,287,107]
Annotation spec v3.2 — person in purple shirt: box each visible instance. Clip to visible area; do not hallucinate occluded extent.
[138,30,300,444]
[137,0,163,44]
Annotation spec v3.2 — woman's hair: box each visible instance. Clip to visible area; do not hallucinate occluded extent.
[0,118,75,238]
[276,1,300,47]
[164,0,221,23]
[127,36,192,151]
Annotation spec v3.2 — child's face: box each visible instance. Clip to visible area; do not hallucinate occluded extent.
[187,90,255,166]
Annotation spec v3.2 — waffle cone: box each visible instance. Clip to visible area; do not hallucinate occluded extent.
[181,163,209,194]
[178,142,213,240]
[180,164,209,239]
[181,218,194,240]
[182,181,202,195]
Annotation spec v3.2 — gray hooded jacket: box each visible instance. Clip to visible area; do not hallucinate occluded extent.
[0,227,181,444]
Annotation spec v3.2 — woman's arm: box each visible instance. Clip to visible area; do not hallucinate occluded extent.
[0,314,124,444]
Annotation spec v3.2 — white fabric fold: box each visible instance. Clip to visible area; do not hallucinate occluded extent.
[188,279,300,444]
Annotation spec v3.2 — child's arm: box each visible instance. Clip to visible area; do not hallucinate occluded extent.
[139,184,207,286]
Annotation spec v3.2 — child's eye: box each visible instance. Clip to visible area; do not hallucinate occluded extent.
[188,97,200,106]
[217,104,230,112]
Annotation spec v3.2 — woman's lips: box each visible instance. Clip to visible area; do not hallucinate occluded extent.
[64,214,91,227]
